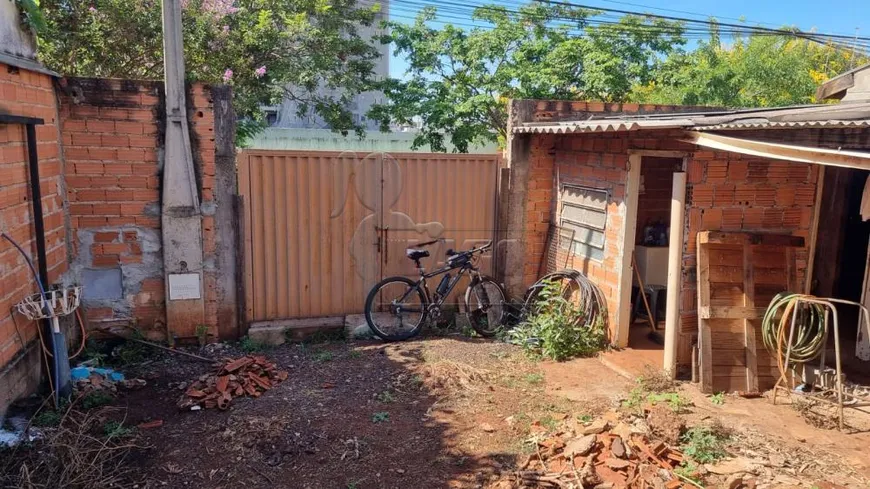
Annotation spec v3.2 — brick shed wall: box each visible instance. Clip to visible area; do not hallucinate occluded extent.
[58,78,219,341]
[0,62,68,412]
[516,116,856,369]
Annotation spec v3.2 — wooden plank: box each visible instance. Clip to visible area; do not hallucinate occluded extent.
[697,233,713,393]
[815,72,854,101]
[699,231,804,248]
[616,154,643,348]
[805,166,825,294]
[743,237,759,393]
[709,266,744,283]
[699,306,766,319]
[711,348,748,367]
[710,283,745,305]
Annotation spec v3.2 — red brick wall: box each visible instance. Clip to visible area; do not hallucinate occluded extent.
[636,158,682,244]
[58,78,218,341]
[678,151,820,364]
[520,122,837,367]
[0,62,67,407]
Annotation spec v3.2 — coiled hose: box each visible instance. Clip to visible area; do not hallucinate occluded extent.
[761,292,828,377]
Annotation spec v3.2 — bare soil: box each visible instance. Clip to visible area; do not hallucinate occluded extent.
[14,333,870,489]
[115,335,614,489]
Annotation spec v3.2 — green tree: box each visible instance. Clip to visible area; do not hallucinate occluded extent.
[36,0,383,141]
[629,27,865,107]
[368,3,686,152]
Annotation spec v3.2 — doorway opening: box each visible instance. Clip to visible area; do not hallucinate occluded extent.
[811,167,870,384]
[629,157,682,357]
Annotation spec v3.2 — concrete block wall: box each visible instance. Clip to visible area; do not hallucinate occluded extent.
[0,62,67,412]
[58,78,220,341]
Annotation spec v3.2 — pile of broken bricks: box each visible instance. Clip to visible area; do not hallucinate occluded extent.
[505,417,690,489]
[177,355,288,410]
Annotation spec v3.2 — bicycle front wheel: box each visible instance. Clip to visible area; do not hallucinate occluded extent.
[465,277,506,337]
[364,277,428,341]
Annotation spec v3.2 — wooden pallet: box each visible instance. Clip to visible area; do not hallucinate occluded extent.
[696,232,804,394]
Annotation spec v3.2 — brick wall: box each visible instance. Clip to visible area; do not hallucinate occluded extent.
[517,119,851,367]
[58,78,219,341]
[679,151,820,365]
[0,62,67,411]
[636,158,682,244]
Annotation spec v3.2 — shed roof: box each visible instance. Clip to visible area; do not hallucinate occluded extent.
[512,102,870,134]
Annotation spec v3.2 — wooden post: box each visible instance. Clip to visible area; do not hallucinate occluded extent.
[616,154,643,348]
[804,166,825,294]
[663,171,686,378]
[742,235,758,392]
[697,232,713,393]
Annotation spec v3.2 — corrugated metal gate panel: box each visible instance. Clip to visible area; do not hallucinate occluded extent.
[239,150,500,322]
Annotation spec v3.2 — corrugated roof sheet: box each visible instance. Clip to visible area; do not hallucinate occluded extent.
[513,102,870,134]
[691,120,870,130]
[512,119,693,134]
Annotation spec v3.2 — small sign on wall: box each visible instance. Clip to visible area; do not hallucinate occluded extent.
[168,273,201,300]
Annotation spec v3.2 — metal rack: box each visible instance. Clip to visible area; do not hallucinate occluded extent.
[771,296,870,431]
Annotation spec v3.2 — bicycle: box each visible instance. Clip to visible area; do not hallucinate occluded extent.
[363,239,507,341]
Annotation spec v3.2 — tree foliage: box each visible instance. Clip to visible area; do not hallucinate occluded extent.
[369,3,686,152]
[629,27,866,107]
[37,0,383,140]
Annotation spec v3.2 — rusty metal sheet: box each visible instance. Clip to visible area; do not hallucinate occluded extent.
[238,150,500,322]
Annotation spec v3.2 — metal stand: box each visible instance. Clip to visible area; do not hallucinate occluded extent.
[771,296,870,431]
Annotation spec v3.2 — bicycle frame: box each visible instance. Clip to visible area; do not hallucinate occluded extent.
[389,256,483,312]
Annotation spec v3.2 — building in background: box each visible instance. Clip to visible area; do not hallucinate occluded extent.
[267,0,390,131]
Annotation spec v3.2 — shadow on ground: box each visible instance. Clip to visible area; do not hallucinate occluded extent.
[119,334,567,489]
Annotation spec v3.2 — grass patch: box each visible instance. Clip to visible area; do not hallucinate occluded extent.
[312,350,333,362]
[32,409,62,427]
[710,392,725,405]
[102,421,135,440]
[112,334,148,366]
[680,426,729,464]
[371,412,390,423]
[377,390,395,403]
[81,391,114,410]
[298,328,346,344]
[349,350,363,359]
[622,386,690,414]
[239,336,269,353]
[524,373,544,385]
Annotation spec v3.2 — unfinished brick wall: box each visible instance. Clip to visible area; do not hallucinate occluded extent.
[678,152,820,366]
[0,62,67,411]
[636,158,682,244]
[59,78,219,341]
[522,130,829,368]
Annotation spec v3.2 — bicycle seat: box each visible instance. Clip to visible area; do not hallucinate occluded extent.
[406,249,430,261]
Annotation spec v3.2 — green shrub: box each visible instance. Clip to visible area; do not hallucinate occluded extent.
[81,391,113,410]
[103,421,135,439]
[508,280,606,361]
[680,426,729,464]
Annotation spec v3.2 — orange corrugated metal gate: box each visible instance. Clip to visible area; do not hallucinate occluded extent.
[238,150,501,322]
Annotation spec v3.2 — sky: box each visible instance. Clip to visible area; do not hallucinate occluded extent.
[386,0,870,78]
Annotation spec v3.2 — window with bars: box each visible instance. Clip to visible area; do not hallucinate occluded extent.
[558,185,608,261]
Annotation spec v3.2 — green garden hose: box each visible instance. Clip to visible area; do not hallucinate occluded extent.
[761,293,828,374]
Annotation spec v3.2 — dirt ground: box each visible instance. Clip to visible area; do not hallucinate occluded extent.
[10,333,870,488]
[118,335,598,489]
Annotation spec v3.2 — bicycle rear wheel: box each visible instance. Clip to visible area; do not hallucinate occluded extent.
[364,277,428,341]
[465,277,506,337]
